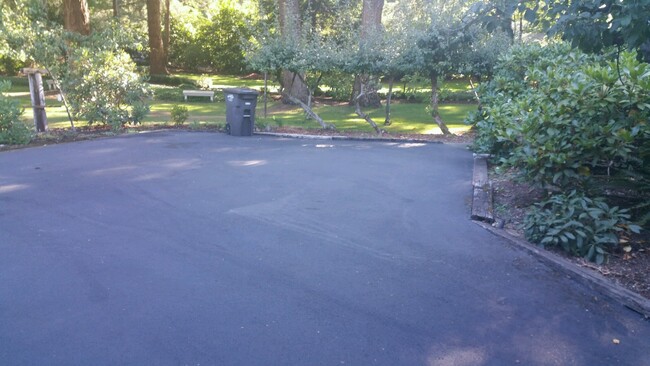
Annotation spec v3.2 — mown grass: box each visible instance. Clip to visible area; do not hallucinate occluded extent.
[259,102,475,134]
[2,73,476,134]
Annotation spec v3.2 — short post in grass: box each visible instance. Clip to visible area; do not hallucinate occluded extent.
[22,68,48,132]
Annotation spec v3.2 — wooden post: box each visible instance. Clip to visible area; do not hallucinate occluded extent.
[23,68,48,132]
[263,72,268,119]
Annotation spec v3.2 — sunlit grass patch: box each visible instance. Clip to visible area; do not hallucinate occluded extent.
[260,102,476,134]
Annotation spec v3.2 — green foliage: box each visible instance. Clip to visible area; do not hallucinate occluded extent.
[461,27,511,80]
[546,0,650,62]
[64,48,151,130]
[317,71,353,101]
[0,80,30,144]
[170,105,189,126]
[0,0,34,72]
[153,87,182,102]
[168,14,201,70]
[0,56,27,75]
[470,43,650,193]
[148,74,195,86]
[471,0,650,62]
[387,90,428,103]
[169,5,251,74]
[437,89,475,103]
[198,6,251,74]
[524,191,641,263]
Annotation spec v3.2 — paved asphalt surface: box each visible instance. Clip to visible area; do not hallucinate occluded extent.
[1,131,649,366]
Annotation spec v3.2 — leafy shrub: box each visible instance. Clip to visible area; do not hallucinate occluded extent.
[0,56,28,75]
[153,87,182,102]
[64,49,151,130]
[437,89,474,103]
[389,90,428,103]
[524,191,641,263]
[170,105,189,126]
[469,43,650,192]
[148,74,195,86]
[168,5,250,74]
[0,81,30,145]
[319,71,354,102]
[0,76,29,87]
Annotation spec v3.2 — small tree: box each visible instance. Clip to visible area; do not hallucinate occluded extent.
[64,47,150,130]
[382,21,420,126]
[413,24,470,135]
[389,0,476,136]
[9,4,153,131]
[460,26,511,106]
[342,36,386,133]
[246,32,336,129]
[195,5,251,74]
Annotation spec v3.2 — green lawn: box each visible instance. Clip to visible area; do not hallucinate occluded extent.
[259,102,475,134]
[2,73,476,134]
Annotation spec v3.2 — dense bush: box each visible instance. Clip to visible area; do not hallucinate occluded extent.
[524,191,640,264]
[64,49,151,130]
[437,89,474,103]
[148,74,195,86]
[470,43,650,191]
[0,56,27,75]
[169,16,208,72]
[169,6,250,74]
[153,87,183,102]
[470,42,649,261]
[317,72,354,102]
[0,81,30,144]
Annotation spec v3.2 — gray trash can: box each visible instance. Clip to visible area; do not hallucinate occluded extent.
[223,88,259,136]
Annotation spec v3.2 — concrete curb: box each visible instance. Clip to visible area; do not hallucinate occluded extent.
[475,221,650,319]
[254,132,443,144]
[470,154,494,222]
[470,158,650,319]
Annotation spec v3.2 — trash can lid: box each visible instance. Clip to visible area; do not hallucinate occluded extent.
[223,88,259,95]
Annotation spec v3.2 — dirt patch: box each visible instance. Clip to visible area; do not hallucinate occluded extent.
[491,168,650,300]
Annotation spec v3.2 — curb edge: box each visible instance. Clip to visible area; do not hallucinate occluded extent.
[470,158,650,318]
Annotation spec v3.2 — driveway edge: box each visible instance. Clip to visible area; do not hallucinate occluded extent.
[254,132,442,144]
[471,154,494,222]
[470,154,650,320]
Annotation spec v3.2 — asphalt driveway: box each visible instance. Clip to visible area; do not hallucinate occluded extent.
[1,131,649,365]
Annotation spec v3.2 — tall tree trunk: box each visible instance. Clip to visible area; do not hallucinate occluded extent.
[351,0,384,108]
[63,0,91,35]
[163,0,170,65]
[278,0,308,104]
[430,74,452,135]
[112,0,119,18]
[147,0,168,75]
